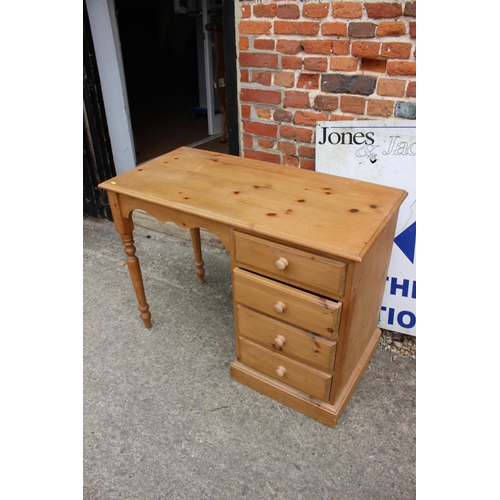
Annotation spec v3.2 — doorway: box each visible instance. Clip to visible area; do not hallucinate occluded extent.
[114,0,229,163]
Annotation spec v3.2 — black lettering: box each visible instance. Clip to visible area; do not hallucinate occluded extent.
[321,130,377,147]
[341,132,353,144]
[353,132,365,145]
[318,126,327,145]
[365,132,375,145]
[328,132,341,145]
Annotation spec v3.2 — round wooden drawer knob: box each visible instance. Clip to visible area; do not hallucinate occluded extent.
[274,335,286,347]
[275,366,287,377]
[273,301,286,314]
[275,257,289,270]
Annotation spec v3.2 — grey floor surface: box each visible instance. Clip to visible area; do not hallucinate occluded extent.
[83,216,416,500]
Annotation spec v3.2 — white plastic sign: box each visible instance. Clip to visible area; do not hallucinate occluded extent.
[315,120,416,336]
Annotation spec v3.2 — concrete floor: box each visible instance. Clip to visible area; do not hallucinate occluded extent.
[83,216,416,500]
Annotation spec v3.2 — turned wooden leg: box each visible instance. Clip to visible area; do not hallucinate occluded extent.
[121,233,152,328]
[107,191,152,328]
[190,228,205,284]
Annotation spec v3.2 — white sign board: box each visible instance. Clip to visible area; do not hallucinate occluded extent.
[316,120,416,336]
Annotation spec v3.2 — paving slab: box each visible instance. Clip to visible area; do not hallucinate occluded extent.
[83,216,416,500]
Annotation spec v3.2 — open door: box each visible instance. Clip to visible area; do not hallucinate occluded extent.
[87,0,236,165]
[200,0,223,137]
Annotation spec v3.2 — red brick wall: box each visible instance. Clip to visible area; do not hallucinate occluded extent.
[236,1,416,169]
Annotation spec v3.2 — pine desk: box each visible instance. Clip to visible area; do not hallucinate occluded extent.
[99,147,407,427]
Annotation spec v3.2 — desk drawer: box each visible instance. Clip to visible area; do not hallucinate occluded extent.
[238,337,332,401]
[233,268,341,339]
[236,305,337,371]
[234,231,347,298]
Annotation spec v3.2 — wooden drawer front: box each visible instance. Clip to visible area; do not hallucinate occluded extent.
[234,231,347,298]
[238,337,332,401]
[236,305,337,372]
[233,267,341,339]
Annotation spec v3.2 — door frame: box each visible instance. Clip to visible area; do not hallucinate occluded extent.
[222,0,239,156]
[85,0,136,174]
[84,1,116,219]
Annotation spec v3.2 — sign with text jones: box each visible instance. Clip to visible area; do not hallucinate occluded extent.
[316,120,416,336]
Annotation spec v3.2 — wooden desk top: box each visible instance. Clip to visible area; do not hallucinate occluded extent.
[99,147,407,261]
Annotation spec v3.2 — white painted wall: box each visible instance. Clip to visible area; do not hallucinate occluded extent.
[86,0,136,174]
